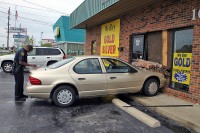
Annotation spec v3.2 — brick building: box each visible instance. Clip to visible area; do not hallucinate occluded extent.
[70,0,200,103]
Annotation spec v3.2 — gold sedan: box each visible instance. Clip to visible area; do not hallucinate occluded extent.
[26,56,166,107]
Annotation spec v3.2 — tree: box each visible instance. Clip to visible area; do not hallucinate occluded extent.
[25,36,31,45]
[23,36,35,45]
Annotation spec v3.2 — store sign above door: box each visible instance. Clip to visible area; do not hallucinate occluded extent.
[9,27,27,33]
[192,9,200,20]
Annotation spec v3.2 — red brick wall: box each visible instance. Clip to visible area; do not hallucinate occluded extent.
[85,27,101,55]
[85,0,200,104]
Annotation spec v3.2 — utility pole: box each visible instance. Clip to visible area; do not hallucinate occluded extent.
[40,32,43,46]
[14,6,17,50]
[7,7,10,49]
[31,35,33,46]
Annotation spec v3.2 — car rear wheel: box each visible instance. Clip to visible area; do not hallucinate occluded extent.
[143,79,159,96]
[2,62,13,73]
[53,86,76,107]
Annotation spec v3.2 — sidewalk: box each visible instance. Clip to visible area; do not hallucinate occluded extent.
[129,94,200,133]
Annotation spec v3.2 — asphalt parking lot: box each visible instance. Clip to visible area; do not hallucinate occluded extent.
[0,70,193,133]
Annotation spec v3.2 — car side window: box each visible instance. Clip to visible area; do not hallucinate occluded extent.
[28,48,36,56]
[102,58,136,73]
[74,58,102,74]
[51,49,61,55]
[36,48,43,55]
[44,48,61,55]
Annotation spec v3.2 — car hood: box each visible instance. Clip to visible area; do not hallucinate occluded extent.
[138,68,164,78]
[0,54,15,60]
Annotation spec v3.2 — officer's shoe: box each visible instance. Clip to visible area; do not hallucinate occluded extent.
[15,98,26,102]
[21,95,28,99]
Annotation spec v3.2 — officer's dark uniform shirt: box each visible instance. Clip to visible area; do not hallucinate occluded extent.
[14,48,27,70]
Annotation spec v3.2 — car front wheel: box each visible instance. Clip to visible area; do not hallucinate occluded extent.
[143,79,159,96]
[53,86,76,107]
[2,62,13,73]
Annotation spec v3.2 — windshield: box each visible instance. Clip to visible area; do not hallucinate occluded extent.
[48,57,75,69]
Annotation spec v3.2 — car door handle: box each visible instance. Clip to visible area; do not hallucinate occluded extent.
[32,57,35,59]
[47,57,50,58]
[78,78,86,80]
[110,77,117,79]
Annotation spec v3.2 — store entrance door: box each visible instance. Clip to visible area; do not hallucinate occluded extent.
[131,35,145,61]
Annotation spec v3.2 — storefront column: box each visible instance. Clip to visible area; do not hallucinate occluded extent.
[162,31,168,66]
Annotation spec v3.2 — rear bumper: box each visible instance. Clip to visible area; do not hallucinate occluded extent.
[26,82,54,99]
[27,93,50,99]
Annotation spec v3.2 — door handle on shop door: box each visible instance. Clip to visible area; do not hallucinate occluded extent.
[110,77,117,79]
[47,57,50,58]
[78,78,86,80]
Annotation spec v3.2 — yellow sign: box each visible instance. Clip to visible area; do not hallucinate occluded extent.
[172,53,192,85]
[100,19,120,57]
[54,27,60,37]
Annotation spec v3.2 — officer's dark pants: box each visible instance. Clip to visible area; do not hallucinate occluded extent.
[14,70,24,100]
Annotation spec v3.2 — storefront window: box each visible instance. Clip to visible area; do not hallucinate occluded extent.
[132,35,144,61]
[91,41,97,55]
[170,28,193,92]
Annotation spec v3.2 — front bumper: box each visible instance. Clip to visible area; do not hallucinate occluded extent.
[160,77,167,88]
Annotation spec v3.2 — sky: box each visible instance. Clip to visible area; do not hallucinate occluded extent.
[0,0,85,47]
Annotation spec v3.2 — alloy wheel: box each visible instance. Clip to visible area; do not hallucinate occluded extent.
[57,89,72,105]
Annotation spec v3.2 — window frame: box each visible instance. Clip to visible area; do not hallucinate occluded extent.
[169,27,193,93]
[130,34,148,63]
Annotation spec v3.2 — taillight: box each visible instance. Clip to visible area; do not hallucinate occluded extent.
[29,76,42,85]
[63,55,66,59]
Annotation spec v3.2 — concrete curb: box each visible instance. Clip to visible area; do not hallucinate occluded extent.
[130,96,200,133]
[112,98,161,128]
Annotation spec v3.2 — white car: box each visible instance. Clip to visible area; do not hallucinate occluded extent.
[0,47,66,73]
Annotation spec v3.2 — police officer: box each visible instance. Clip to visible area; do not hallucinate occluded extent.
[13,45,36,101]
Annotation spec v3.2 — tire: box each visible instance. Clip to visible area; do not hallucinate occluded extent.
[2,62,13,73]
[143,79,159,96]
[53,86,76,107]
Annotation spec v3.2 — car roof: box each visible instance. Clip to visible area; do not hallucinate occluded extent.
[74,55,118,59]
[33,47,59,49]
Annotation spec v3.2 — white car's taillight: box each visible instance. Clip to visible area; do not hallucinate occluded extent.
[29,76,42,85]
[63,55,66,59]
